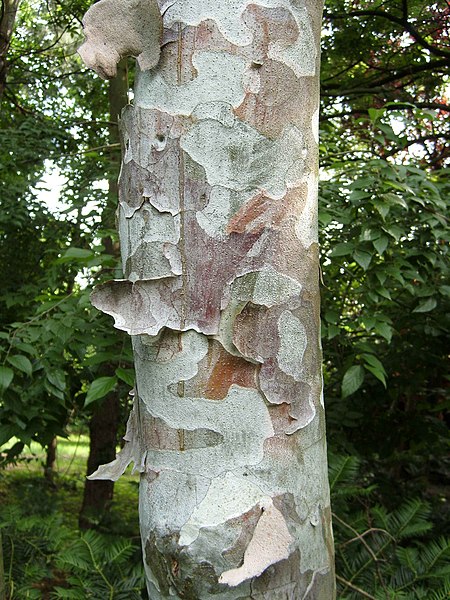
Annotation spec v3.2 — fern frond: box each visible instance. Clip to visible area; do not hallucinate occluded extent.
[329,454,361,492]
[427,576,450,600]
[418,536,450,573]
[388,499,432,540]
[104,537,135,564]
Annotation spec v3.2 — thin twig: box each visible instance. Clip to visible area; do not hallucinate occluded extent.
[333,512,392,594]
[336,574,378,600]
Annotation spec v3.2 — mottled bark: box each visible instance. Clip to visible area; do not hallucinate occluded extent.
[0,0,21,100]
[80,0,334,596]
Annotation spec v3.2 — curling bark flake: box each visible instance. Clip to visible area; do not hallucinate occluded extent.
[79,0,335,597]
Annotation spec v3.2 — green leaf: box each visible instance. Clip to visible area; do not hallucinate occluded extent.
[383,224,403,241]
[364,364,387,387]
[47,369,66,391]
[373,235,389,255]
[384,192,409,210]
[324,310,340,324]
[368,107,385,122]
[7,355,32,376]
[362,316,376,330]
[58,247,94,263]
[361,354,387,386]
[85,376,117,407]
[0,424,17,446]
[342,365,365,398]
[375,271,387,285]
[44,380,65,402]
[353,249,372,271]
[361,353,386,373]
[327,324,340,339]
[376,287,392,300]
[373,201,390,219]
[330,243,354,257]
[115,367,135,387]
[13,342,36,356]
[349,190,371,202]
[412,297,437,313]
[375,322,393,343]
[0,366,14,391]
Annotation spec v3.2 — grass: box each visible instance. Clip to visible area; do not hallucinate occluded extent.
[0,433,140,537]
[0,433,146,599]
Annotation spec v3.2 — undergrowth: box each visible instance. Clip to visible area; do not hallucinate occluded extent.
[331,455,450,599]
[0,457,449,598]
[0,505,145,599]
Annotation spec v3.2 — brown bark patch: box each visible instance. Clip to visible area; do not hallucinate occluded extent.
[205,346,257,399]
[227,192,285,235]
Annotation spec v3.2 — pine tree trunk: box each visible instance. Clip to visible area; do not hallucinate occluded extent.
[80,0,335,596]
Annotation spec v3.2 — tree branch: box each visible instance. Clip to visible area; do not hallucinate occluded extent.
[322,58,449,101]
[336,574,378,599]
[324,9,450,60]
[320,102,450,121]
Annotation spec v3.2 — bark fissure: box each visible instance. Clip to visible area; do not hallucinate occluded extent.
[79,0,335,596]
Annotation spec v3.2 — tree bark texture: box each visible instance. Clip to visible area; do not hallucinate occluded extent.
[80,0,335,597]
[0,0,21,99]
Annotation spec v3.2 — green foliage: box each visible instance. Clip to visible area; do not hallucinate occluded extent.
[0,505,145,599]
[320,146,449,498]
[0,290,134,464]
[0,0,133,462]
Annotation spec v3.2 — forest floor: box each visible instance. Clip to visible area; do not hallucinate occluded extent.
[0,434,145,599]
[0,434,140,536]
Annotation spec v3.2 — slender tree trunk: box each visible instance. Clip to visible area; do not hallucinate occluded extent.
[79,59,128,530]
[80,0,335,596]
[44,435,57,484]
[0,0,21,100]
[79,389,121,529]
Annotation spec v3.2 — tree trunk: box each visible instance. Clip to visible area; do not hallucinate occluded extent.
[80,0,335,596]
[44,435,57,484]
[79,59,128,530]
[79,391,121,530]
[0,0,21,100]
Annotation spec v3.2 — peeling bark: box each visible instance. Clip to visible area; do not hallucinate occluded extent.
[80,0,335,596]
